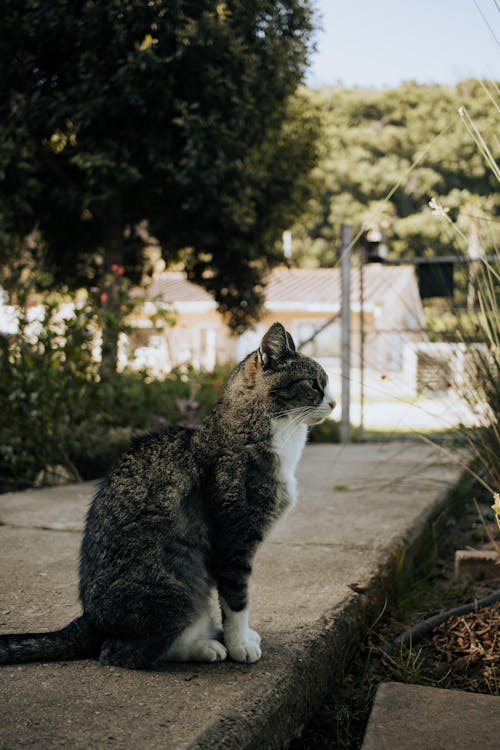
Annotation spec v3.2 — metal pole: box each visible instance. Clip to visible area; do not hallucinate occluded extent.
[359,247,365,440]
[340,224,352,444]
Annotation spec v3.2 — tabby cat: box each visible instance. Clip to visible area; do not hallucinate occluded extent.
[0,323,335,669]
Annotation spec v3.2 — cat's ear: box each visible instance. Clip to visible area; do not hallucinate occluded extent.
[284,330,296,352]
[258,323,295,370]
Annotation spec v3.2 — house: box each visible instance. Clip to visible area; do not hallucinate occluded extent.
[124,265,426,381]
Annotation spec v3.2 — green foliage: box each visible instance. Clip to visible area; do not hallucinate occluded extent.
[0,292,230,490]
[291,81,500,266]
[0,0,320,333]
[385,640,426,684]
[308,418,340,443]
[101,365,228,432]
[459,264,500,494]
[423,194,500,495]
[69,365,230,481]
[0,297,100,488]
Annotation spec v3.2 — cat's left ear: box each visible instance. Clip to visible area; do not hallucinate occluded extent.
[258,323,295,370]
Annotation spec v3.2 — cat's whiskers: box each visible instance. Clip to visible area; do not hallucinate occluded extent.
[272,407,313,446]
[272,406,312,419]
[276,401,331,444]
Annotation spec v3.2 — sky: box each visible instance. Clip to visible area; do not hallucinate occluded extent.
[306,0,500,88]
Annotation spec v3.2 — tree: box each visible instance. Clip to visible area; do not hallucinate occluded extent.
[0,0,320,365]
[290,81,499,268]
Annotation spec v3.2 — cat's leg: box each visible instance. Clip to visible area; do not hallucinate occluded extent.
[215,547,262,663]
[99,610,227,668]
[218,583,262,664]
[96,580,223,667]
[214,533,263,663]
[164,608,227,663]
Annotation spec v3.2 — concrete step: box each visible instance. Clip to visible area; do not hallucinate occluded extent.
[0,443,465,750]
[361,682,500,750]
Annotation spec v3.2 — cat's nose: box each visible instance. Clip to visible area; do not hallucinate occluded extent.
[324,382,336,411]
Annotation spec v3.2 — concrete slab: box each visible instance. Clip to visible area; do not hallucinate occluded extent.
[361,682,500,750]
[0,443,464,750]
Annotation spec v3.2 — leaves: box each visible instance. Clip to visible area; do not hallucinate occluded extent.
[291,81,500,266]
[0,0,319,331]
[0,298,100,486]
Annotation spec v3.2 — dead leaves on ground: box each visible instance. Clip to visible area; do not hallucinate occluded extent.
[432,600,500,692]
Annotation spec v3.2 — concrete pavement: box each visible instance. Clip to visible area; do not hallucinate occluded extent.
[0,443,465,750]
[361,682,500,750]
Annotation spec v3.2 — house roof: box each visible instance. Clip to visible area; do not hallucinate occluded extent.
[266,266,415,311]
[148,265,418,313]
[148,271,216,305]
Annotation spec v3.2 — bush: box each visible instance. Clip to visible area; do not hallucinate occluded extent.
[71,367,230,479]
[101,366,228,430]
[0,296,231,491]
[0,298,101,489]
[309,419,340,443]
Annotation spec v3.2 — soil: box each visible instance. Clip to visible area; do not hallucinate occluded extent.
[291,490,500,750]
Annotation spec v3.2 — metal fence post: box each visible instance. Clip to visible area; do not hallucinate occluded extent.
[340,224,352,444]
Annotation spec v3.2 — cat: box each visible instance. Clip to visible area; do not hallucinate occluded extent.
[0,322,335,669]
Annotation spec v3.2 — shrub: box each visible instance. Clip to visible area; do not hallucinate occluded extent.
[0,298,231,491]
[309,419,340,443]
[0,298,101,489]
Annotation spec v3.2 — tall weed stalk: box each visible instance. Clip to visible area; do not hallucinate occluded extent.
[430,94,499,498]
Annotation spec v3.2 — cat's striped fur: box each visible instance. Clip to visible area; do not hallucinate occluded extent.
[0,323,335,669]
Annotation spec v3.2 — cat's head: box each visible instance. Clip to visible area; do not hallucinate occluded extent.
[227,322,336,425]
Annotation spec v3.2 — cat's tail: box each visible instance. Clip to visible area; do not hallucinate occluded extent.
[0,615,102,665]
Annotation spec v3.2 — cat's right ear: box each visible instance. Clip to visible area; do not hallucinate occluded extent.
[258,323,295,370]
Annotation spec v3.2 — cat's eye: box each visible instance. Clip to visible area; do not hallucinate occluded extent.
[284,377,307,388]
[295,378,323,395]
[312,380,323,393]
[282,377,323,395]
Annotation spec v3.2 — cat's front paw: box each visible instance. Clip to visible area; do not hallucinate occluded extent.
[226,638,262,663]
[247,628,261,645]
[191,639,228,663]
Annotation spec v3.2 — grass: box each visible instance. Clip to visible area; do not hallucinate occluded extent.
[382,639,426,684]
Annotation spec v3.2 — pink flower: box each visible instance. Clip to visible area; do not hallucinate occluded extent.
[100,292,109,303]
[111,264,125,275]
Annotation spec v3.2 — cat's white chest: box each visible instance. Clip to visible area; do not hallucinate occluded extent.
[271,417,308,511]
